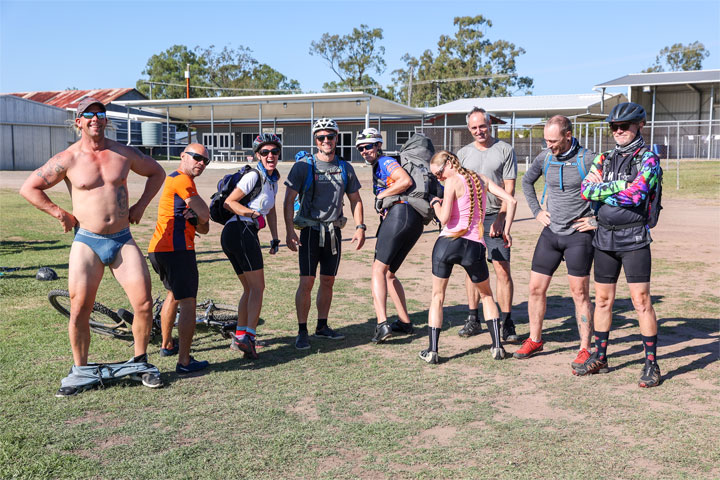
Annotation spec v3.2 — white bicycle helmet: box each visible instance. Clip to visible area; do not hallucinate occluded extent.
[355,128,383,147]
[312,117,339,135]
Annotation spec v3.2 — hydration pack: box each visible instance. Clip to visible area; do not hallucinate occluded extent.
[209,166,263,225]
[292,151,348,225]
[540,148,589,205]
[374,133,442,225]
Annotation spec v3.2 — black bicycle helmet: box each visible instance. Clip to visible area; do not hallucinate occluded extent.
[252,133,282,153]
[36,267,58,281]
[606,102,646,123]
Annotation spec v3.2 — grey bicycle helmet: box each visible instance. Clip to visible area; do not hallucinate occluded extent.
[312,117,339,135]
[606,102,646,123]
[252,133,282,153]
[356,128,383,146]
[36,267,58,281]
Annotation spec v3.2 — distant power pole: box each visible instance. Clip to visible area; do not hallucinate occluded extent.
[407,66,414,107]
[185,64,190,99]
[436,83,441,106]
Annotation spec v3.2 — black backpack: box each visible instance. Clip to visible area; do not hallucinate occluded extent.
[209,166,263,225]
[602,146,663,228]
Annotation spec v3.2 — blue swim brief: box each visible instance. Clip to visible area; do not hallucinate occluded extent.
[73,227,133,265]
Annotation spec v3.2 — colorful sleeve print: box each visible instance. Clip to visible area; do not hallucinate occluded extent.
[581,152,659,206]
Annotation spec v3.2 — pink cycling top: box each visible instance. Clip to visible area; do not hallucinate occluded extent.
[441,174,486,244]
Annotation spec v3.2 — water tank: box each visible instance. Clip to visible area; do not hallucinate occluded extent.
[141,122,163,146]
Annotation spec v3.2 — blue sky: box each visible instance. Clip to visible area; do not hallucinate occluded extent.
[1,0,718,98]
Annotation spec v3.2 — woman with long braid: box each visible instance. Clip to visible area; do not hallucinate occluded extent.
[421,151,517,364]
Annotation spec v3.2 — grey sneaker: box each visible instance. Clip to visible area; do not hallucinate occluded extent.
[372,322,392,344]
[129,372,164,388]
[490,346,507,360]
[295,331,310,350]
[638,361,661,388]
[418,349,439,364]
[458,317,482,337]
[314,325,345,340]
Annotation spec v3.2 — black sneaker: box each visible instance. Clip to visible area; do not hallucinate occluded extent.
[572,351,609,376]
[314,325,345,340]
[295,331,310,350]
[638,362,661,388]
[372,322,392,344]
[501,318,519,343]
[390,320,413,334]
[160,341,179,357]
[55,386,81,397]
[458,317,482,337]
[176,357,209,374]
[418,349,439,364]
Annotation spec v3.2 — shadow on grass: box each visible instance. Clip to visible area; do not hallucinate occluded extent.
[0,239,64,256]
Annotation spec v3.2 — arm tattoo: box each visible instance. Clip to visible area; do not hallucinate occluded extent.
[117,185,129,217]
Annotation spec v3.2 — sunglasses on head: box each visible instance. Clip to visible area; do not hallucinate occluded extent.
[185,151,210,165]
[259,147,280,157]
[357,143,376,152]
[610,122,633,132]
[79,111,106,120]
[315,134,337,142]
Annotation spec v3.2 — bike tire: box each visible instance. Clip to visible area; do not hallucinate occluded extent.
[47,289,133,340]
[204,303,239,322]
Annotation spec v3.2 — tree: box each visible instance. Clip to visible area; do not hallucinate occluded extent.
[390,16,533,106]
[137,44,300,99]
[643,41,710,72]
[309,24,387,95]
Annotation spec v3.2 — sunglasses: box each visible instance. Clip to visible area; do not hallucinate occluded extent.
[79,111,106,119]
[315,134,337,142]
[357,143,376,152]
[610,122,633,132]
[433,161,447,179]
[259,147,280,157]
[185,151,210,165]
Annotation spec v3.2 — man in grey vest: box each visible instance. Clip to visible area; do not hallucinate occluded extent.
[456,107,518,343]
[516,115,596,371]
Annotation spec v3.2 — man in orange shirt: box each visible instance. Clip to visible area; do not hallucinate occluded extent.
[148,144,211,374]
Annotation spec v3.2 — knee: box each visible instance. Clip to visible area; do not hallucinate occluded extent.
[297,278,314,295]
[528,281,547,298]
[319,276,335,289]
[595,293,613,311]
[385,270,397,282]
[569,285,589,303]
[133,298,154,317]
[494,263,512,283]
[631,292,653,314]
[431,289,445,305]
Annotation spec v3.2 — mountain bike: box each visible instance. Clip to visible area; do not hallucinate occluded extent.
[47,290,238,341]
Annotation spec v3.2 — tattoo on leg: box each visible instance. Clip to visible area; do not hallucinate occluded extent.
[117,185,129,217]
[581,315,588,323]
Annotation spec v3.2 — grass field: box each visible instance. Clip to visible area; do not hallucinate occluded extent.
[1,161,718,479]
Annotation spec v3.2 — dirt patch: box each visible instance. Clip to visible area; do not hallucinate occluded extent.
[416,425,458,447]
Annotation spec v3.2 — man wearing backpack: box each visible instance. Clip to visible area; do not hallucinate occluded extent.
[148,143,211,374]
[578,102,663,388]
[283,118,365,350]
[516,116,596,370]
[457,107,519,343]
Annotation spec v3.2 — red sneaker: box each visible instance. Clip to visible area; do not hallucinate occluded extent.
[513,338,544,359]
[571,348,591,369]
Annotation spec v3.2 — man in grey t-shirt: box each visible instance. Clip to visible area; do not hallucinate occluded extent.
[515,115,597,370]
[282,117,365,350]
[456,107,518,343]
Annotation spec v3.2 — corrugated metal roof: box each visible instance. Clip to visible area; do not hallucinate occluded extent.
[426,93,626,117]
[8,88,139,110]
[595,70,720,88]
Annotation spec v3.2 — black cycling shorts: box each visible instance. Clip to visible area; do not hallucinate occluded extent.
[221,220,263,275]
[483,213,511,263]
[148,250,198,300]
[375,203,424,273]
[531,227,595,277]
[299,226,341,277]
[431,236,489,283]
[594,245,651,284]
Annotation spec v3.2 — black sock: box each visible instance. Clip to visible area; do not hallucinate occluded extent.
[428,327,441,352]
[641,335,658,365]
[316,318,328,331]
[298,323,308,334]
[594,331,610,360]
[468,308,478,320]
[485,318,502,348]
[501,312,512,325]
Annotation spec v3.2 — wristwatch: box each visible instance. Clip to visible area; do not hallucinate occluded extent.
[356,224,367,230]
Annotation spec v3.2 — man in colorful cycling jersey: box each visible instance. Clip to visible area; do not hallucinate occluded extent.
[517,115,596,370]
[577,102,662,388]
[148,143,211,374]
[356,128,424,344]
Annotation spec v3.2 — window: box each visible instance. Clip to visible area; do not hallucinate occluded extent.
[202,133,235,150]
[396,131,413,146]
[337,131,352,161]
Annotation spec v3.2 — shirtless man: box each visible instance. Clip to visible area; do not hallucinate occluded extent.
[19,97,166,396]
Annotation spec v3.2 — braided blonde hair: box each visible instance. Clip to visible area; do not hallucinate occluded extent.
[430,150,485,241]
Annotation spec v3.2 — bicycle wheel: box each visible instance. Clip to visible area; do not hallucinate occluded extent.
[48,289,133,340]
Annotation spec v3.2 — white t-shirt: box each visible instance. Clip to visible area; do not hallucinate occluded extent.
[235,170,278,223]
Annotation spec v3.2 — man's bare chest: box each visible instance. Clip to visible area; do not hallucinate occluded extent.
[68,153,131,191]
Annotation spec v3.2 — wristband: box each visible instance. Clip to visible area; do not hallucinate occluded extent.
[356,224,367,230]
